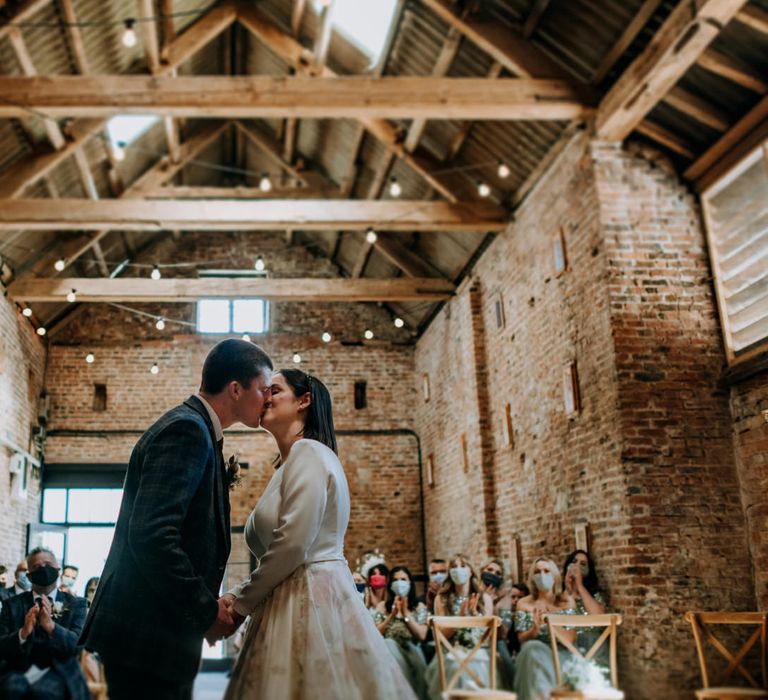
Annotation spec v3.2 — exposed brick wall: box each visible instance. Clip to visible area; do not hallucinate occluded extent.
[729,371,768,609]
[44,232,424,576]
[0,294,45,569]
[414,132,758,698]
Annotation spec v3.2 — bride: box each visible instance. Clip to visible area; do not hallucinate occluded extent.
[223,368,417,700]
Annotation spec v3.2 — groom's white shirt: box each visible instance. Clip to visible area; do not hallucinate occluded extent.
[196,393,224,443]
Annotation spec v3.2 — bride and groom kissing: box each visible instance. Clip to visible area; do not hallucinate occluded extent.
[80,339,416,700]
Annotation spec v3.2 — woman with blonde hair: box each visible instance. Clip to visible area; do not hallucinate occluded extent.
[513,557,577,700]
[425,554,509,698]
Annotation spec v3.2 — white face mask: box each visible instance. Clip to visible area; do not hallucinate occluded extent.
[449,566,470,586]
[390,580,411,598]
[61,576,76,589]
[534,573,555,592]
[430,572,448,585]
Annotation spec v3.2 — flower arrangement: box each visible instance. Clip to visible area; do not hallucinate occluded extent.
[51,601,67,620]
[561,656,610,692]
[225,454,242,490]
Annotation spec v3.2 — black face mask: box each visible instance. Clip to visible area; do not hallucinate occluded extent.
[481,572,502,589]
[28,565,59,587]
[355,583,366,593]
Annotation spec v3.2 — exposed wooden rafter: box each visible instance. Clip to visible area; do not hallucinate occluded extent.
[523,0,552,39]
[9,277,456,303]
[596,0,749,141]
[696,48,768,94]
[0,0,53,41]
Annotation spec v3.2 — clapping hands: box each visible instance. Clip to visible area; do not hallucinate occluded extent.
[204,595,245,646]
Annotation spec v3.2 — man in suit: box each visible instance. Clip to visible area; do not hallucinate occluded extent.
[81,339,273,700]
[0,566,12,605]
[0,547,90,700]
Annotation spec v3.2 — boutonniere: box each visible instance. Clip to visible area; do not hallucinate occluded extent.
[225,454,242,490]
[51,601,67,619]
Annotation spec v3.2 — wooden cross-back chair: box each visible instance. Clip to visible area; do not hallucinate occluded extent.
[685,611,768,699]
[545,613,624,699]
[429,615,517,699]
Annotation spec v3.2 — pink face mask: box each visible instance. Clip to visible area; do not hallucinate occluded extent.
[369,574,387,589]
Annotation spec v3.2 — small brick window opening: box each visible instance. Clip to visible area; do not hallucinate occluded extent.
[354,381,367,410]
[93,383,107,412]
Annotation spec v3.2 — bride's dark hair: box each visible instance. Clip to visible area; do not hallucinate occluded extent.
[279,368,338,454]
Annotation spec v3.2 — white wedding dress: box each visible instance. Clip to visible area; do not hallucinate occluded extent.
[224,438,417,700]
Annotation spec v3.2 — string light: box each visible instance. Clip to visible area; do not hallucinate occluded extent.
[155,317,166,330]
[36,327,46,336]
[292,352,302,364]
[85,353,95,364]
[259,174,272,193]
[241,334,251,342]
[22,307,33,318]
[478,181,491,198]
[150,363,159,375]
[389,177,402,198]
[54,258,66,272]
[121,19,138,48]
[150,265,161,280]
[365,228,377,244]
[66,289,77,303]
[497,161,510,178]
[254,256,266,272]
[394,317,404,328]
[321,331,332,343]
[364,329,374,340]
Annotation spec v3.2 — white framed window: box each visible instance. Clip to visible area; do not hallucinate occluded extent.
[310,0,399,61]
[700,142,768,365]
[197,299,269,334]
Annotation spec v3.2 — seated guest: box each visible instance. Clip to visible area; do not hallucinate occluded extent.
[59,565,79,596]
[497,582,529,655]
[11,562,31,596]
[425,554,506,698]
[563,549,607,662]
[0,547,90,700]
[420,558,449,613]
[373,566,429,699]
[365,564,390,616]
[0,567,11,604]
[351,571,367,603]
[83,578,100,608]
[514,557,577,700]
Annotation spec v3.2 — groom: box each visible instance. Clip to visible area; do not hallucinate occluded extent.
[81,339,273,700]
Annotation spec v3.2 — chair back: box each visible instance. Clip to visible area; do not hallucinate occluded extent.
[430,615,500,693]
[685,611,768,690]
[544,613,623,689]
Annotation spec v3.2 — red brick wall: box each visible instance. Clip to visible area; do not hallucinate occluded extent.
[44,233,424,576]
[0,295,46,569]
[729,372,768,609]
[414,132,757,698]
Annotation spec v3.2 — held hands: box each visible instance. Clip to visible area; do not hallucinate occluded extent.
[37,596,55,636]
[531,607,543,635]
[204,596,244,647]
[20,604,39,642]
[460,593,480,616]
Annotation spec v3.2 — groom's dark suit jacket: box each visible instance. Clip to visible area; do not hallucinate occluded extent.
[81,396,231,684]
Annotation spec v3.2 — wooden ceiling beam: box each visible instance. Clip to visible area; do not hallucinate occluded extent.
[374,235,446,279]
[636,119,696,159]
[523,0,552,39]
[664,86,731,132]
[0,75,596,120]
[59,0,90,73]
[0,0,52,40]
[734,5,768,34]
[696,48,768,93]
[9,277,456,303]
[420,0,568,78]
[596,0,749,141]
[142,185,329,199]
[0,199,507,232]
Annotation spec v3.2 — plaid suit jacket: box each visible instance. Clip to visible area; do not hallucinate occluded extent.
[80,396,231,683]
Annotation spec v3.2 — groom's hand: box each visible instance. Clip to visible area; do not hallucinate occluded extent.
[222,594,246,628]
[204,597,235,646]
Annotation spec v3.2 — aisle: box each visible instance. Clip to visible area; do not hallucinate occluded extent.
[194,672,229,700]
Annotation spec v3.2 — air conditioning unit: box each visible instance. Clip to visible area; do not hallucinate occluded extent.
[9,453,26,476]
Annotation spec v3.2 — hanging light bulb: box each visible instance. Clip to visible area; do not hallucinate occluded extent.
[85,353,95,364]
[22,307,33,318]
[365,228,377,244]
[150,265,161,280]
[254,256,266,272]
[389,177,402,198]
[321,331,332,343]
[36,327,46,336]
[66,289,77,303]
[121,19,138,48]
[150,363,159,375]
[155,317,166,331]
[292,352,302,364]
[497,161,511,178]
[477,181,491,198]
[54,258,66,272]
[364,329,374,340]
[242,334,251,342]
[394,317,404,328]
[259,173,273,193]
[113,142,126,161]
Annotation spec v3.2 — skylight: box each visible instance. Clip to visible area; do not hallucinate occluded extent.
[106,115,159,149]
[311,0,399,61]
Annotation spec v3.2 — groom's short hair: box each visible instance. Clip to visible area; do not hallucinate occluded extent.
[201,339,273,394]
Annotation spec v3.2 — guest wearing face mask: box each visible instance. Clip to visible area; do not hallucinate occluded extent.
[351,571,367,604]
[420,558,448,613]
[0,547,90,700]
[513,557,577,700]
[563,549,607,664]
[83,578,100,608]
[480,560,515,689]
[372,567,428,699]
[365,564,390,617]
[12,562,31,596]
[0,567,11,607]
[497,582,529,655]
[425,554,509,698]
[59,565,79,596]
